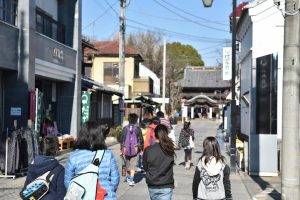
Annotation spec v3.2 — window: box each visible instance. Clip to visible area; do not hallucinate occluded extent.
[104,62,119,84]
[0,0,18,26]
[102,94,112,118]
[36,7,65,44]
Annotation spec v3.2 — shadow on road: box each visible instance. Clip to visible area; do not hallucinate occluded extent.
[250,176,281,199]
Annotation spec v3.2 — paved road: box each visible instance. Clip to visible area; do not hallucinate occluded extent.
[0,119,253,200]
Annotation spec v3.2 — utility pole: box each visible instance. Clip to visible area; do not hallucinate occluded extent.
[162,36,166,113]
[230,0,237,173]
[119,0,126,125]
[281,0,300,199]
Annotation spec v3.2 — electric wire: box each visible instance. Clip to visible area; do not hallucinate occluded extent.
[83,0,119,30]
[160,0,228,26]
[152,0,228,32]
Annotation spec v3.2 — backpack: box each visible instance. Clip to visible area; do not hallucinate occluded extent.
[20,165,61,200]
[64,150,106,200]
[148,127,156,146]
[124,125,139,156]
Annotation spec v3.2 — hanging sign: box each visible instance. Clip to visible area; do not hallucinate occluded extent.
[81,91,91,124]
[35,89,43,135]
[223,47,232,80]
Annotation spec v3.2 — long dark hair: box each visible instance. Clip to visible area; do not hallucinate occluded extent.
[154,124,175,157]
[74,121,109,151]
[200,137,225,165]
[40,135,59,156]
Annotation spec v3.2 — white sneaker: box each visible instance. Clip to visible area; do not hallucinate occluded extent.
[128,181,135,186]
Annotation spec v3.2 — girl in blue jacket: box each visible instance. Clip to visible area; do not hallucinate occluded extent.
[64,121,120,200]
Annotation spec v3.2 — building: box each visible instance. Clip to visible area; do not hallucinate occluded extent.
[236,0,284,175]
[84,41,160,118]
[0,0,81,137]
[181,67,231,120]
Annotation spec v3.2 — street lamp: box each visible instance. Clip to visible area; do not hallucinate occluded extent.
[203,0,237,173]
[202,0,213,7]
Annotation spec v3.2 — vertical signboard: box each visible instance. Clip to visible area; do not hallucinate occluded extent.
[81,91,91,124]
[35,89,43,135]
[256,54,277,134]
[223,47,232,80]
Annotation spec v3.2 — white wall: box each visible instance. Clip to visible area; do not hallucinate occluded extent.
[139,63,160,96]
[249,0,284,139]
[237,12,253,137]
[36,0,58,20]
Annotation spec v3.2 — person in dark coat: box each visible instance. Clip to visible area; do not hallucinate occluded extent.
[23,135,66,200]
[143,124,175,200]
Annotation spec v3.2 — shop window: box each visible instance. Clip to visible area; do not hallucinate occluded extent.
[36,7,65,44]
[0,0,18,26]
[104,62,119,84]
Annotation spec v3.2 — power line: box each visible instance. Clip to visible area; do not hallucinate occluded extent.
[160,0,228,27]
[126,19,230,43]
[152,0,228,32]
[103,0,119,16]
[83,0,119,30]
[127,24,230,44]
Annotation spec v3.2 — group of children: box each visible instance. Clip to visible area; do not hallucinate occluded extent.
[22,111,232,200]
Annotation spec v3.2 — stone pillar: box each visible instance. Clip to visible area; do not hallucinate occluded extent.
[191,107,194,119]
[209,107,213,119]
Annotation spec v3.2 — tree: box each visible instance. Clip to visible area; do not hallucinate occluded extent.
[126,33,205,114]
[127,31,163,77]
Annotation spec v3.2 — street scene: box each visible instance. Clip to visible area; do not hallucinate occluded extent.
[0,0,300,199]
[0,119,281,199]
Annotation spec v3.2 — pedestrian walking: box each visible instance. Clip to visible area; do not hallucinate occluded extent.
[143,124,175,200]
[144,117,160,149]
[192,136,232,200]
[120,113,144,186]
[178,120,195,169]
[64,121,120,200]
[22,135,66,200]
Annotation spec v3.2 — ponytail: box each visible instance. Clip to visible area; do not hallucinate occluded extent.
[154,124,175,157]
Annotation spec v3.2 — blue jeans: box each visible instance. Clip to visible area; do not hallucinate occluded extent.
[148,188,173,200]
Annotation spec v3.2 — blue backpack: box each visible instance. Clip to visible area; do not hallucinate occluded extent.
[124,125,139,156]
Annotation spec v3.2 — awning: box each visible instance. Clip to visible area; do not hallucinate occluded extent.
[81,77,122,96]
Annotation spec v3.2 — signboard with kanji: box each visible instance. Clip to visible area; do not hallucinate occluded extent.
[81,91,91,124]
[223,47,232,80]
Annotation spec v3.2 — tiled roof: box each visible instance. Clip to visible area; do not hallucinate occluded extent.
[84,41,137,55]
[230,2,249,18]
[182,67,231,88]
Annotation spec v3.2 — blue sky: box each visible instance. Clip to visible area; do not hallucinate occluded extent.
[82,0,245,66]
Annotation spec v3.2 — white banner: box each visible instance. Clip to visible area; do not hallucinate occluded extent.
[223,47,232,80]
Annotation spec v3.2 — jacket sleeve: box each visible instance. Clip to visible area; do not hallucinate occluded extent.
[178,130,183,147]
[137,127,144,150]
[192,166,201,199]
[142,149,148,172]
[56,167,67,200]
[64,156,75,189]
[109,152,120,191]
[120,127,127,149]
[223,164,232,199]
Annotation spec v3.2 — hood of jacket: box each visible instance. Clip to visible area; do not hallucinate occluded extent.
[28,156,59,177]
[200,157,224,176]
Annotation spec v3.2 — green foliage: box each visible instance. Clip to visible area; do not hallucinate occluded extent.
[167,42,204,80]
[108,125,122,138]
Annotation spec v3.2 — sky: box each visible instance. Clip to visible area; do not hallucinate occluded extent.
[82,0,246,67]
